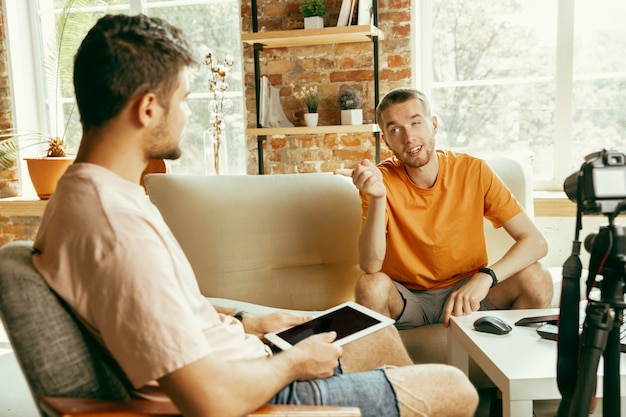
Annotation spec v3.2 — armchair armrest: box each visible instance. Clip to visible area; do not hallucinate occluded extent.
[40,397,361,417]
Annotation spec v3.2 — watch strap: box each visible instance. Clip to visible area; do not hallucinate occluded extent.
[479,267,498,288]
[234,311,247,321]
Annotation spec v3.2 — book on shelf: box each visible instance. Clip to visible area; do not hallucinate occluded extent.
[259,76,294,129]
[337,0,351,26]
[337,0,373,27]
[357,0,373,25]
[349,0,359,25]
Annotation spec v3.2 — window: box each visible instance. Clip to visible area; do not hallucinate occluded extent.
[415,0,626,191]
[6,0,245,196]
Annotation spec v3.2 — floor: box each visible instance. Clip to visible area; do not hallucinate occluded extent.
[0,322,616,417]
[0,324,38,417]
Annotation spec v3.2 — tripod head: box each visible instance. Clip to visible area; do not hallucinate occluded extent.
[584,221,626,299]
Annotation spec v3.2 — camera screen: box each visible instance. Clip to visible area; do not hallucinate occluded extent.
[593,167,626,198]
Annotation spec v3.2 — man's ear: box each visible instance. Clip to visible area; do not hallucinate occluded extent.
[431,115,438,134]
[136,93,158,128]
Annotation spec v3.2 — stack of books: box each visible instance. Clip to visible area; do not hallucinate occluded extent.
[337,0,374,26]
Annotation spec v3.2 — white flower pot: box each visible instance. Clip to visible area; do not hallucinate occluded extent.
[304,16,324,29]
[304,113,319,127]
[341,109,363,125]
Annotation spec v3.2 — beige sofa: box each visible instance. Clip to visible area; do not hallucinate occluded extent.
[144,157,560,372]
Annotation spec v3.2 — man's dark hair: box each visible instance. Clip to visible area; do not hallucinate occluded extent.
[375,88,432,126]
[73,14,197,131]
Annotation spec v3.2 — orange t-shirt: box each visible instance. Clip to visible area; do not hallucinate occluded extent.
[360,150,522,290]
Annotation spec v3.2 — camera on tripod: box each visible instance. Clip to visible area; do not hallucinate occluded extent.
[563,148,626,215]
[556,148,626,417]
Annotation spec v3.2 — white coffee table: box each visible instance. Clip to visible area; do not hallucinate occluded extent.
[448,308,626,417]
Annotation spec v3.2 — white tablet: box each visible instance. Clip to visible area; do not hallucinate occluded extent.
[264,301,395,350]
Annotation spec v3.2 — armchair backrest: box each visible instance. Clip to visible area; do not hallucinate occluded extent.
[0,241,132,415]
[484,156,534,263]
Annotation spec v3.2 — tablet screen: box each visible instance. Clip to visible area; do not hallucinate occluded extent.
[265,302,395,350]
[276,305,382,345]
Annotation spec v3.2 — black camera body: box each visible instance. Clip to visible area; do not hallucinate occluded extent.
[564,149,626,214]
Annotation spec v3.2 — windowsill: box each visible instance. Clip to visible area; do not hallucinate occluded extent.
[0,192,576,218]
[0,197,48,217]
[533,191,576,217]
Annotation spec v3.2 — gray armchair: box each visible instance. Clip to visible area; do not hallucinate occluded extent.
[0,241,360,417]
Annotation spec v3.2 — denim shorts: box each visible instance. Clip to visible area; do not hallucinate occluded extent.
[394,276,497,329]
[269,364,399,417]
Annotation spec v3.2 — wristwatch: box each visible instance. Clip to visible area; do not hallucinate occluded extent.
[479,267,498,288]
[233,311,247,322]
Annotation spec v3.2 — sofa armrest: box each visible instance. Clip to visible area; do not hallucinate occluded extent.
[40,397,362,417]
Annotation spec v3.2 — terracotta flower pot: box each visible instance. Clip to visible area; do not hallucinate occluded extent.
[25,156,74,199]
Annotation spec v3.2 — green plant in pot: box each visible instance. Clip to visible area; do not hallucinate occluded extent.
[0,0,104,199]
[301,0,328,29]
[337,86,363,125]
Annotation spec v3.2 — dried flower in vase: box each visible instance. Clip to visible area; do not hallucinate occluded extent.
[203,51,234,175]
[337,86,363,110]
[294,85,320,113]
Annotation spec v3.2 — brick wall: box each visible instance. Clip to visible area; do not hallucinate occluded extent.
[240,0,412,174]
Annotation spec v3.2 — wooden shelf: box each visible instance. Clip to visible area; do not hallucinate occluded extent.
[242,25,384,48]
[247,124,380,136]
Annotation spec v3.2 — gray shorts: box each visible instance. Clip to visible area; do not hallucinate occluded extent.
[269,364,399,417]
[394,277,497,329]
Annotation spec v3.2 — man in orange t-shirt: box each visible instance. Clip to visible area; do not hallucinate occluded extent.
[336,88,554,328]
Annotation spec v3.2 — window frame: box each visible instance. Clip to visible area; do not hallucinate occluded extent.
[4,0,245,197]
[413,0,577,192]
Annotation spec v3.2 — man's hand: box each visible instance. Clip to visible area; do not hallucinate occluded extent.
[334,159,386,198]
[288,332,343,380]
[442,273,492,327]
[243,311,310,340]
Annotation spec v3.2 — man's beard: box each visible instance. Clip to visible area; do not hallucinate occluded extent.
[144,119,183,161]
[397,145,433,169]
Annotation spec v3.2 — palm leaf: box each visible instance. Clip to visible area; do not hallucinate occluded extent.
[44,0,109,140]
[0,129,50,170]
[0,136,19,170]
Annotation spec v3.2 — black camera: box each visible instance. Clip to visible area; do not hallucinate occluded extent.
[564,148,626,214]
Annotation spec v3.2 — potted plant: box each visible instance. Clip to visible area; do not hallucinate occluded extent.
[337,86,363,125]
[294,85,321,127]
[301,0,328,29]
[0,0,98,199]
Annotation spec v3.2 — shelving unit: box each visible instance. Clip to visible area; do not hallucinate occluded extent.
[245,0,382,174]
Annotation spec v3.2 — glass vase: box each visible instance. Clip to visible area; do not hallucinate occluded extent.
[204,129,228,175]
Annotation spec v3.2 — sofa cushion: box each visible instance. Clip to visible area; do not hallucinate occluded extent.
[146,173,362,311]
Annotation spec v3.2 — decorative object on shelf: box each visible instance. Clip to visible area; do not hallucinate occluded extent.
[260,76,294,128]
[301,0,328,29]
[294,85,321,127]
[25,156,74,199]
[337,85,363,125]
[25,137,75,200]
[202,51,234,175]
[303,113,319,127]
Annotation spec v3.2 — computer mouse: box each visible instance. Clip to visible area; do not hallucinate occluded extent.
[473,316,512,335]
